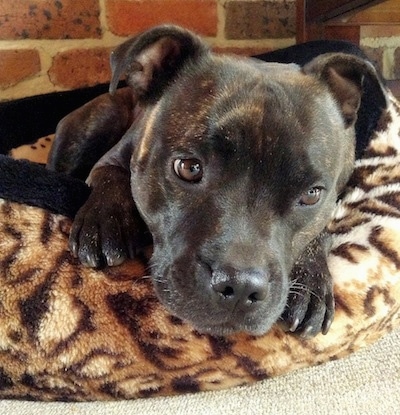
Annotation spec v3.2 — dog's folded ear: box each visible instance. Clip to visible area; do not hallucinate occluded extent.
[303,53,387,128]
[109,25,209,101]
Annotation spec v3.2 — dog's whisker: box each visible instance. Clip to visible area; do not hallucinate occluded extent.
[288,282,322,302]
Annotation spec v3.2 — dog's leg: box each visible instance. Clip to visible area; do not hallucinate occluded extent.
[281,231,335,337]
[69,135,149,267]
[68,26,208,267]
[47,87,138,180]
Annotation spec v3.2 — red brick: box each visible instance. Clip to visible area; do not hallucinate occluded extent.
[225,0,295,40]
[0,49,41,89]
[106,0,218,37]
[0,0,101,40]
[48,48,112,89]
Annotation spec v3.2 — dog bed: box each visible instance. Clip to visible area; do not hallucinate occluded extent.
[0,83,400,401]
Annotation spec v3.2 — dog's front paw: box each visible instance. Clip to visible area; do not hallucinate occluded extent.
[69,165,151,268]
[281,231,335,338]
[69,190,147,268]
[281,263,334,338]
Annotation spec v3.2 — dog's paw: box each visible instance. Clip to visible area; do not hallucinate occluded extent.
[281,263,335,338]
[69,192,147,268]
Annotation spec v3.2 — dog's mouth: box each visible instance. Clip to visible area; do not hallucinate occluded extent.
[150,255,289,336]
[187,313,277,337]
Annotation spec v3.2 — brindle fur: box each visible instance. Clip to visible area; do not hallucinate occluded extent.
[48,26,387,338]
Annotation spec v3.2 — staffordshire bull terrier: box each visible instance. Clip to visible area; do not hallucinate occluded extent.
[47,25,386,337]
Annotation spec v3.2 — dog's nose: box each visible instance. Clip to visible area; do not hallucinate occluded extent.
[211,266,268,309]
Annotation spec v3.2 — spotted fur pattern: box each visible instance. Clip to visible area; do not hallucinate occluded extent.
[0,93,400,402]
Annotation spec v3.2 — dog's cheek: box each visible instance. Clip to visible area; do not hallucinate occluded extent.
[287,187,337,259]
[150,253,210,321]
[131,167,166,224]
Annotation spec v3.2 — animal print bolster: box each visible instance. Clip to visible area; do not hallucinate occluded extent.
[0,94,400,402]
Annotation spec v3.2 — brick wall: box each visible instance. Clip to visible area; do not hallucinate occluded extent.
[0,0,399,101]
[0,0,297,101]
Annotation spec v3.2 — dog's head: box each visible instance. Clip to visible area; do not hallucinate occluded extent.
[110,25,386,335]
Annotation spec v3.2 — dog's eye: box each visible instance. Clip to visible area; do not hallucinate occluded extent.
[298,187,322,206]
[173,158,203,183]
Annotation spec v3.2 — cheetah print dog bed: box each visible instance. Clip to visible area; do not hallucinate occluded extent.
[1,88,400,402]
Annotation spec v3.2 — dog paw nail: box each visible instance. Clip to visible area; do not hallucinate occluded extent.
[289,318,300,332]
[84,255,99,268]
[301,325,314,338]
[322,319,333,335]
[106,254,125,267]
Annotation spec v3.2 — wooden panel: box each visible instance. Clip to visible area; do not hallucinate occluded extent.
[342,0,400,24]
[296,0,397,43]
[296,0,325,42]
[296,0,384,42]
[305,0,385,22]
[361,24,400,37]
[324,25,361,43]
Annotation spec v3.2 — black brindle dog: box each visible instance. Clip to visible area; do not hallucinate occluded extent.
[47,25,386,337]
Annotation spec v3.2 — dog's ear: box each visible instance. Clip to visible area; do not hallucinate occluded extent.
[303,53,387,127]
[109,25,208,101]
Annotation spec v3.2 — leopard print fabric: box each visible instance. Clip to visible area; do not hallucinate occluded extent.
[0,93,400,402]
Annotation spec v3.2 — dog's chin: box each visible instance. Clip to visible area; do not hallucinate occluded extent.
[190,319,277,337]
[150,253,289,337]
[154,284,285,337]
[161,302,285,336]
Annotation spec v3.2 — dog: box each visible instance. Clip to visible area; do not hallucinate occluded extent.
[47,25,386,337]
